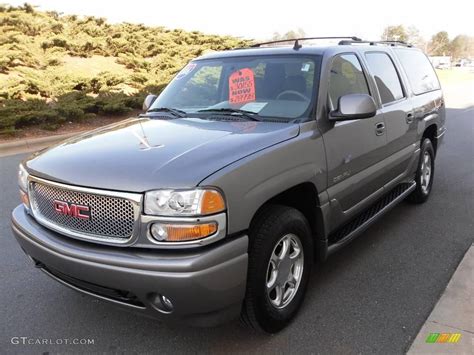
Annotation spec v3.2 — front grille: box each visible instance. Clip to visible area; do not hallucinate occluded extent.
[30,180,136,241]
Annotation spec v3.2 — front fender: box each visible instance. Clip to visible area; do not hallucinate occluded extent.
[199,122,327,235]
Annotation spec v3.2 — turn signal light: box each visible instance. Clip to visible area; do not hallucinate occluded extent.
[20,190,30,208]
[200,190,225,215]
[150,222,217,242]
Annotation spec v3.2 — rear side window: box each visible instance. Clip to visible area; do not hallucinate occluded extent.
[328,54,370,110]
[394,49,440,95]
[365,52,404,105]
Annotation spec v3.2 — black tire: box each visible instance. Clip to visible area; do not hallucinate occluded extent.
[241,205,313,333]
[407,138,435,204]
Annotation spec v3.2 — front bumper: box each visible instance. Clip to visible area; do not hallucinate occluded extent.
[436,126,446,149]
[11,206,248,326]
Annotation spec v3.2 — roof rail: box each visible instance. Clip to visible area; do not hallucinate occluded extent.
[250,36,362,50]
[338,39,413,47]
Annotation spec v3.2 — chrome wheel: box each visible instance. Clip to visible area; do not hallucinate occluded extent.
[266,233,304,309]
[420,151,432,193]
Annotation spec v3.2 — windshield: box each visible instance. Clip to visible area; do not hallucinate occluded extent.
[150,55,321,121]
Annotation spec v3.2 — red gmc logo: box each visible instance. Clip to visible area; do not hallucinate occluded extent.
[53,200,91,220]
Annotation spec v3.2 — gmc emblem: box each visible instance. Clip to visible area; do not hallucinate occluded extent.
[53,200,91,220]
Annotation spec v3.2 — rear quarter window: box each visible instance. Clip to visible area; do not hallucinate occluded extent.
[393,49,441,95]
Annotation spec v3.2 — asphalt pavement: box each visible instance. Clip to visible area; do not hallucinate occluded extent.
[0,105,473,354]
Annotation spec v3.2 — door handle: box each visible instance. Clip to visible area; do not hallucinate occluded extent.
[406,113,414,124]
[375,122,385,136]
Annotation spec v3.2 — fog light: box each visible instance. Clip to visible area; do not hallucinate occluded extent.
[150,223,168,241]
[150,222,217,242]
[161,295,173,310]
[149,293,174,313]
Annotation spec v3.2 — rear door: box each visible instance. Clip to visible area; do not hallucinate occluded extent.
[322,53,387,214]
[392,48,445,145]
[363,51,417,184]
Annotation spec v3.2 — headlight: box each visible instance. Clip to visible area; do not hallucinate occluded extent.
[18,164,30,208]
[18,164,29,192]
[144,188,225,216]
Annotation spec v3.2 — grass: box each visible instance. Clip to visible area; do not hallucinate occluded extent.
[436,68,474,85]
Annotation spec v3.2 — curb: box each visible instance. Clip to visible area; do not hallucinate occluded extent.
[0,132,79,157]
[408,244,473,354]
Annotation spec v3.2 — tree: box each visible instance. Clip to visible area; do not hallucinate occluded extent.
[406,26,426,50]
[272,28,306,41]
[428,31,450,56]
[450,35,473,60]
[22,3,35,13]
[381,25,408,42]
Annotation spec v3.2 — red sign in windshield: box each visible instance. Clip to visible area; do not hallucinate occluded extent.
[229,68,256,105]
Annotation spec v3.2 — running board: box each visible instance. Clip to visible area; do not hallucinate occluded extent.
[327,182,416,255]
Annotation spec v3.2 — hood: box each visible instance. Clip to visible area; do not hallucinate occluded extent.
[25,117,299,192]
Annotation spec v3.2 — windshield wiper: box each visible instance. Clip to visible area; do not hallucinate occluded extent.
[197,108,261,121]
[146,107,187,118]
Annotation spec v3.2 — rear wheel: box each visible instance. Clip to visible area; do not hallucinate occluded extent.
[407,138,435,203]
[241,205,313,333]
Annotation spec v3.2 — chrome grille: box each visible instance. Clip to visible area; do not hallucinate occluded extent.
[30,180,136,240]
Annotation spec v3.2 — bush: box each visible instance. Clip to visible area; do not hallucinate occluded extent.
[95,93,140,114]
[99,103,132,115]
[0,91,142,133]
[0,5,251,134]
[41,36,69,51]
[56,104,85,120]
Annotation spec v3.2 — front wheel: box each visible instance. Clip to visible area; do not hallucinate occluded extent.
[407,138,435,203]
[241,205,313,333]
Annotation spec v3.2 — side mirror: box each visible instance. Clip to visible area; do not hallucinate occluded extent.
[329,94,377,121]
[143,94,158,112]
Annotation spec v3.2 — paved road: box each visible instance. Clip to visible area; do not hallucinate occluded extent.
[1,106,473,354]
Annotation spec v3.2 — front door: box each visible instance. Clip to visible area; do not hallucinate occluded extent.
[322,53,387,216]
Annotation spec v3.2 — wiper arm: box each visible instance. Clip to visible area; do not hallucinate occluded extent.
[146,107,187,118]
[197,108,261,121]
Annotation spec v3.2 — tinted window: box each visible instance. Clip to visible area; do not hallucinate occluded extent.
[365,52,404,104]
[328,54,369,110]
[394,49,440,95]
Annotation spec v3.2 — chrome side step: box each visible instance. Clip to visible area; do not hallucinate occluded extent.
[327,182,416,255]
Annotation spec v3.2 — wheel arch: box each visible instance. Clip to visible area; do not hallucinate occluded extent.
[422,123,438,155]
[249,182,328,259]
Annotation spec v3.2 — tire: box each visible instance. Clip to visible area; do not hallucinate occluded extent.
[241,205,313,333]
[407,138,435,204]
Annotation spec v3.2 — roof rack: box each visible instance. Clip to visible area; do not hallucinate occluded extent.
[338,39,413,47]
[250,36,362,50]
[236,37,413,51]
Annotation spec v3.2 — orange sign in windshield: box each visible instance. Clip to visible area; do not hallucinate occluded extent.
[229,68,256,105]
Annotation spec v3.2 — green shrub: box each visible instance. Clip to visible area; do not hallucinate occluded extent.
[46,57,62,66]
[40,122,62,131]
[0,5,251,133]
[56,92,99,113]
[41,36,69,51]
[14,109,64,129]
[95,93,140,114]
[99,103,132,115]
[56,104,85,120]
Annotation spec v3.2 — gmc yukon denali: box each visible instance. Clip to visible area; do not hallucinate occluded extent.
[11,37,446,333]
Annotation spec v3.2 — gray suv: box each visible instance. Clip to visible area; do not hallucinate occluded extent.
[12,37,445,333]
